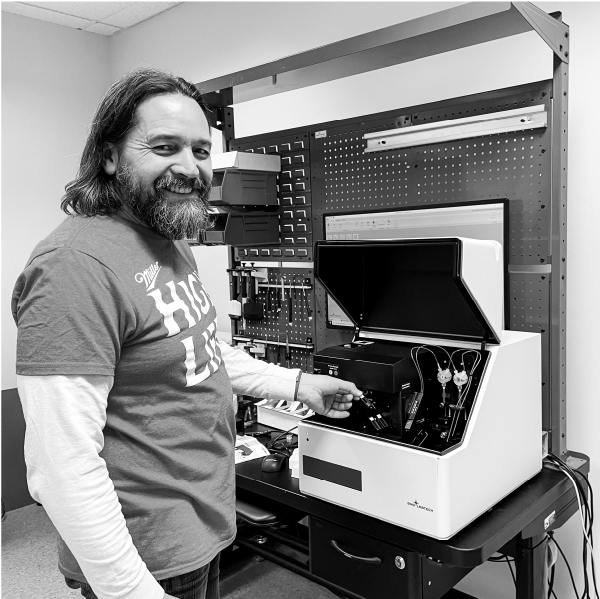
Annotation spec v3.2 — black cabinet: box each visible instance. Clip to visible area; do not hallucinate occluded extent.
[309,517,471,599]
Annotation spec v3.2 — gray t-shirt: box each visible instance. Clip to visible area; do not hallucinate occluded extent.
[12,213,236,581]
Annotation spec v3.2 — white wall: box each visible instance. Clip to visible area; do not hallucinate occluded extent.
[2,2,598,596]
[1,12,112,390]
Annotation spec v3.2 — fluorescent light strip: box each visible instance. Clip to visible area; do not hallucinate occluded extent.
[363,105,547,153]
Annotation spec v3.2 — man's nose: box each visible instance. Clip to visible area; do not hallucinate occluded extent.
[171,148,202,179]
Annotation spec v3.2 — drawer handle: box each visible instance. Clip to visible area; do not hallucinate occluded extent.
[330,540,382,564]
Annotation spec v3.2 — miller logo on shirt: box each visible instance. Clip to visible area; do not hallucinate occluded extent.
[135,261,162,291]
[143,265,222,387]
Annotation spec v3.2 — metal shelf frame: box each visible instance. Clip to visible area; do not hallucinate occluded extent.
[196,2,569,455]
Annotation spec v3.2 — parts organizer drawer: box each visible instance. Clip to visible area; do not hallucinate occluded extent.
[309,517,420,599]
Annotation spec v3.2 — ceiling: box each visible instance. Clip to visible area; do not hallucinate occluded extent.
[1,2,182,36]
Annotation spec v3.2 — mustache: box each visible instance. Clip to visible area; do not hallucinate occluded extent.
[154,175,210,193]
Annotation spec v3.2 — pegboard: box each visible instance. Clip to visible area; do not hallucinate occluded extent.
[231,266,314,371]
[311,82,552,266]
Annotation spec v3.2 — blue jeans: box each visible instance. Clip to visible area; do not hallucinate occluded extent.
[64,553,220,599]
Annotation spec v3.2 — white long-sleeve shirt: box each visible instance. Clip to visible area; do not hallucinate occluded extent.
[18,340,299,599]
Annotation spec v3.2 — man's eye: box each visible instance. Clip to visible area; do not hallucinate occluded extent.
[193,148,210,158]
[154,145,174,153]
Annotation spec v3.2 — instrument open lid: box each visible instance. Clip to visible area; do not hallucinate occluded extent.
[315,237,503,345]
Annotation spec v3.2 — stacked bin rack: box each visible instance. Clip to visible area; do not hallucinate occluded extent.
[231,134,313,262]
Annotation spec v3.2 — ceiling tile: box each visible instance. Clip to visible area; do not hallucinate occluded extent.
[84,22,121,36]
[103,2,179,28]
[1,2,93,28]
[23,2,131,21]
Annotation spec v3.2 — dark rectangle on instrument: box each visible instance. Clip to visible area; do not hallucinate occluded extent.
[303,455,362,491]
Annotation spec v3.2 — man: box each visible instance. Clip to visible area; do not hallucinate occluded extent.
[12,68,361,599]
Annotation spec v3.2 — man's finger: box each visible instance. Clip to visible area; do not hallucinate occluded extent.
[336,385,362,398]
[333,399,353,409]
[324,410,351,419]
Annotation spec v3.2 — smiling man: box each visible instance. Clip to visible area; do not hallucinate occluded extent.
[12,68,361,599]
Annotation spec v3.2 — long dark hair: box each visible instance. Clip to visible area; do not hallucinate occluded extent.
[61,68,210,216]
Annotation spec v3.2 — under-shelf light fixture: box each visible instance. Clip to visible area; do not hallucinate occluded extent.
[363,105,547,153]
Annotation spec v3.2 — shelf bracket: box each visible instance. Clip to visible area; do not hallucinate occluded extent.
[513,3,569,62]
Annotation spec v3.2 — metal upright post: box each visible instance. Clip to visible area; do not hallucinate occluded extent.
[549,48,569,456]
[513,5,570,455]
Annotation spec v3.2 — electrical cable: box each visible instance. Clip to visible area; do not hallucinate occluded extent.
[409,345,450,439]
[547,458,595,577]
[488,554,515,562]
[529,534,551,550]
[410,345,452,393]
[487,553,516,587]
[547,453,598,599]
[563,468,593,556]
[488,554,517,585]
[409,345,482,443]
[447,349,481,439]
[550,532,582,599]
[267,425,299,456]
[506,557,516,587]
[485,466,594,599]
[548,558,556,599]
[547,454,594,534]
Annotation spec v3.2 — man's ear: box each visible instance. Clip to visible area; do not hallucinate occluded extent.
[101,142,118,176]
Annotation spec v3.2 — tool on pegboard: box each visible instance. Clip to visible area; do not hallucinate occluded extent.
[227,268,242,321]
[276,275,283,315]
[288,276,293,324]
[239,268,248,331]
[285,332,291,368]
[302,277,313,321]
[243,264,265,322]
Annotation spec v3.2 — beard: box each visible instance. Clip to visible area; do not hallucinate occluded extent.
[114,163,214,240]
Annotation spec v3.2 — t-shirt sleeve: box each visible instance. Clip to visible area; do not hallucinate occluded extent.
[13,248,137,376]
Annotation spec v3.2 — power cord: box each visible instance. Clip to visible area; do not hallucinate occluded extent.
[267,425,299,457]
[486,516,594,599]
[546,453,598,599]
[488,553,516,586]
[548,554,556,599]
[549,531,582,599]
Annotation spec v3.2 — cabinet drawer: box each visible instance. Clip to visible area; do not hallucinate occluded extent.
[309,517,420,599]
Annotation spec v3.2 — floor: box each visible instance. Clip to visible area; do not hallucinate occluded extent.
[1,504,340,599]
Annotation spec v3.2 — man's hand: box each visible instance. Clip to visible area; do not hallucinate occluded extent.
[296,373,361,418]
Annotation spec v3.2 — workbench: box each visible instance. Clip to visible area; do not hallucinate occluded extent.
[234,435,588,599]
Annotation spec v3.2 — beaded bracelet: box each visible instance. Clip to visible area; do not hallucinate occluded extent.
[294,371,303,402]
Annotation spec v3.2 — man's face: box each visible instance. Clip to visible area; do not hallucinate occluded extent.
[104,93,214,240]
